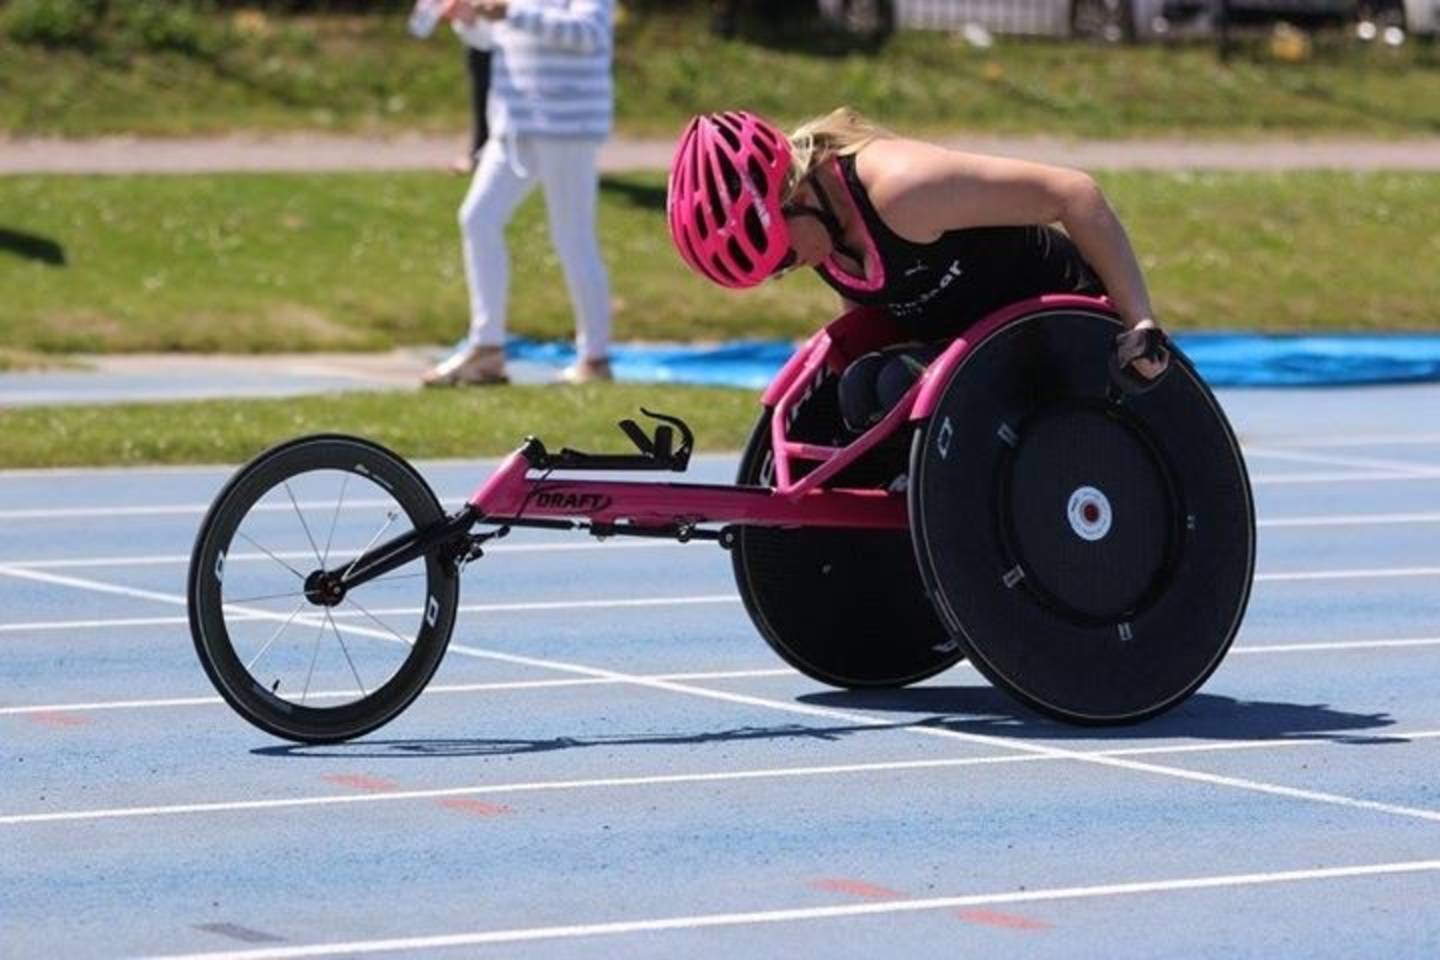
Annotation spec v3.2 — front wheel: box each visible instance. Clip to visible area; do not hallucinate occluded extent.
[188,434,460,743]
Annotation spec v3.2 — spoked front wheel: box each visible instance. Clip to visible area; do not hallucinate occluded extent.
[188,434,460,743]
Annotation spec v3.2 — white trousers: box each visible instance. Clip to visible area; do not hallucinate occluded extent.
[457,134,611,359]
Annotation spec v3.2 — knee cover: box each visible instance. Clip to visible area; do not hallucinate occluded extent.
[837,343,943,433]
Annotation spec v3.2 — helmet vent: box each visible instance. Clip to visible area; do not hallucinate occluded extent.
[743,206,768,252]
[746,157,768,199]
[727,237,754,275]
[703,161,727,229]
[710,254,735,285]
[714,122,741,152]
[752,134,775,165]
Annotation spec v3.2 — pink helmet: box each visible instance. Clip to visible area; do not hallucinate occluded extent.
[667,112,793,289]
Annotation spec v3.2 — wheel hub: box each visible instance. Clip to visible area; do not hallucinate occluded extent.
[303,570,346,607]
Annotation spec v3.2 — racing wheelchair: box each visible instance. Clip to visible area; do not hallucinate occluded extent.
[188,295,1255,743]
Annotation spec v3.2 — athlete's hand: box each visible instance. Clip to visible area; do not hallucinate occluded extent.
[472,0,508,20]
[1117,319,1170,381]
[441,0,477,24]
[1110,318,1171,395]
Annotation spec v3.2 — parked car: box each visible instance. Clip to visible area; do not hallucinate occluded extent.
[1403,0,1439,34]
[823,0,1424,39]
[1150,0,1411,33]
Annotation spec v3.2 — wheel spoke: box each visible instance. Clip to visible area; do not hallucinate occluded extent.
[341,594,415,649]
[301,617,326,704]
[342,509,400,581]
[284,481,325,568]
[321,474,350,567]
[244,601,308,672]
[236,530,308,581]
[325,608,369,698]
[194,439,443,740]
[224,590,309,606]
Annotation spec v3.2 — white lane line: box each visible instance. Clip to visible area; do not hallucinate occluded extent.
[0,453,739,482]
[1,461,1439,521]
[0,564,191,607]
[1244,446,1440,476]
[0,755,1042,826]
[1250,471,1440,485]
[9,509,1440,571]
[0,669,793,716]
[9,730,1440,827]
[8,564,1440,826]
[0,492,514,521]
[4,634,1440,716]
[139,858,1440,960]
[0,500,390,521]
[0,591,740,634]
[9,561,1440,637]
[435,643,1440,827]
[4,540,687,570]
[1256,432,1440,449]
[1258,512,1440,529]
[1256,566,1440,583]
[1233,636,1440,654]
[8,560,1440,615]
[0,614,201,633]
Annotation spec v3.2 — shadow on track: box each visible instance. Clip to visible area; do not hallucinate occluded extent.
[801,687,1399,744]
[251,688,1398,758]
[252,718,925,759]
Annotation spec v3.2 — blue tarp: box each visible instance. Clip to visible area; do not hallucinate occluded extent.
[509,334,1440,390]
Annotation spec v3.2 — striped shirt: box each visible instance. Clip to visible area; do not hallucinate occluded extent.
[468,0,615,139]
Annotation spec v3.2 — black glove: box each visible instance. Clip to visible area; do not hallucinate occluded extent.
[1109,324,1172,396]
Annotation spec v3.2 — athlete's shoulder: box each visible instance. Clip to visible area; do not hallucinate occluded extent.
[856,138,957,243]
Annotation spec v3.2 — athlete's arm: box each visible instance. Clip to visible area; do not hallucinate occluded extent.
[865,141,1166,378]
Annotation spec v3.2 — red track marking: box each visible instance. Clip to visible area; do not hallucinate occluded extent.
[28,711,90,728]
[321,773,400,792]
[956,908,1052,931]
[810,878,905,901]
[436,798,512,817]
[814,879,1049,931]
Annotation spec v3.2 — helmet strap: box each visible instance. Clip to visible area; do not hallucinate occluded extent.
[787,175,863,266]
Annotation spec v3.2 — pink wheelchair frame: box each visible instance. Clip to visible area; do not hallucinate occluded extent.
[189,288,1254,742]
[466,293,1105,538]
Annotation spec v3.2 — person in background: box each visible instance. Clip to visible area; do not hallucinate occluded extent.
[423,0,615,387]
[452,44,493,175]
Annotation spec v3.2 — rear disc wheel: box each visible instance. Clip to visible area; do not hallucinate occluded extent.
[732,386,962,688]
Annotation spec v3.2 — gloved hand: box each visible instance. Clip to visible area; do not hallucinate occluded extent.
[1110,319,1171,395]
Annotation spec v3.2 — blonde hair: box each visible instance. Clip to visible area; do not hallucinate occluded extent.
[785,107,890,202]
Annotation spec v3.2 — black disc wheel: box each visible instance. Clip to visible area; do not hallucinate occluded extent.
[731,374,962,689]
[188,434,460,743]
[909,308,1254,724]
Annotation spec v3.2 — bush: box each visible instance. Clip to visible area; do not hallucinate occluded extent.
[1,0,223,53]
[1,0,104,48]
[113,0,215,55]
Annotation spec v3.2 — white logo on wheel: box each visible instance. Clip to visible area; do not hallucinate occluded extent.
[425,595,440,628]
[1067,486,1112,542]
[936,416,954,460]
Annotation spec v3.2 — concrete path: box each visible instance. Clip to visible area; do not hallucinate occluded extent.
[0,349,561,407]
[5,132,1440,175]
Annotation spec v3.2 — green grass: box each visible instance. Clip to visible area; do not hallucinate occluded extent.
[0,383,762,469]
[1,169,1438,357]
[1,9,1438,139]
[0,348,86,371]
